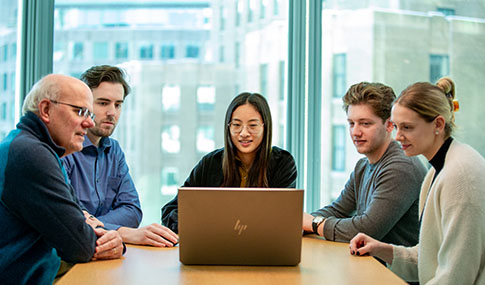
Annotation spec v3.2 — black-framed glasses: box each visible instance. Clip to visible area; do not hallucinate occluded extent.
[228,121,264,134]
[50,100,96,121]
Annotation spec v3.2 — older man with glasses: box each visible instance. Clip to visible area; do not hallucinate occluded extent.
[0,74,123,284]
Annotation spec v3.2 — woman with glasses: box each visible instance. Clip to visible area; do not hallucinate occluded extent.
[349,77,485,284]
[161,92,297,233]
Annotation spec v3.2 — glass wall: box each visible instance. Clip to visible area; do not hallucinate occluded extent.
[53,0,289,225]
[0,0,18,141]
[319,0,485,204]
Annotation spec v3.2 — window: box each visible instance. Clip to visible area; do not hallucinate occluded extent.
[161,125,180,154]
[331,126,346,172]
[52,0,289,225]
[236,0,242,26]
[115,42,128,59]
[219,45,225,62]
[10,43,15,60]
[260,63,268,96]
[1,103,6,120]
[53,41,66,62]
[2,73,7,91]
[197,85,215,111]
[437,7,455,16]
[196,126,215,153]
[0,0,17,135]
[247,0,255,22]
[235,41,240,68]
[273,0,279,15]
[1,44,7,62]
[162,85,180,112]
[139,44,153,59]
[279,61,285,100]
[71,42,83,60]
[332,53,346,98]
[93,42,108,60]
[430,54,449,83]
[161,167,179,196]
[185,45,200,58]
[219,6,225,31]
[260,0,267,19]
[160,45,175,59]
[320,2,485,207]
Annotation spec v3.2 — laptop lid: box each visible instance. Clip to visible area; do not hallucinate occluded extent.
[178,187,304,266]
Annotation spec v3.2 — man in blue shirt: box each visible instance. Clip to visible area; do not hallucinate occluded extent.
[62,65,178,247]
[0,74,123,284]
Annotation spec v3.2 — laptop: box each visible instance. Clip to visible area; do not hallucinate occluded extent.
[178,187,304,266]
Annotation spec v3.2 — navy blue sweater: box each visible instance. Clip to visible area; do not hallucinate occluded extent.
[0,112,97,284]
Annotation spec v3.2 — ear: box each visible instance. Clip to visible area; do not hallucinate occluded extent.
[38,99,52,124]
[384,118,394,133]
[434,115,446,133]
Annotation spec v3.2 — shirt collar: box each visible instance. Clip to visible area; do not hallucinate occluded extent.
[429,136,453,174]
[82,135,112,153]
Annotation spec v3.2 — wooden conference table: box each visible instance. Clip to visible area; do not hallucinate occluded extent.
[58,235,405,284]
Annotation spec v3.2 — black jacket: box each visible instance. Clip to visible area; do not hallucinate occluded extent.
[161,146,297,233]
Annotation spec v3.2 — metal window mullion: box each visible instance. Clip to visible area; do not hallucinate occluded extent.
[287,0,306,191]
[18,0,54,107]
[307,0,322,211]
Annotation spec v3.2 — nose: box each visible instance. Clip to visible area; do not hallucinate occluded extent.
[239,125,251,136]
[82,117,95,128]
[351,125,361,137]
[107,104,115,116]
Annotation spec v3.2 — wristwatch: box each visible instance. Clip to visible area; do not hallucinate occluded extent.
[312,216,325,236]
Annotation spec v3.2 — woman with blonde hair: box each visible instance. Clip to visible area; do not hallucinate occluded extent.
[349,77,485,284]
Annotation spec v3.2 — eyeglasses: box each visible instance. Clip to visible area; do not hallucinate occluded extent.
[228,121,264,134]
[50,100,96,121]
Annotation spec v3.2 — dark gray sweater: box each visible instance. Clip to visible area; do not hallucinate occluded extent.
[312,140,427,246]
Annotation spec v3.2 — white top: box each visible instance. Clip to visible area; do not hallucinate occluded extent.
[389,140,485,284]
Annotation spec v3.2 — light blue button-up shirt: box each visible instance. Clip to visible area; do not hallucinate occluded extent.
[62,136,142,230]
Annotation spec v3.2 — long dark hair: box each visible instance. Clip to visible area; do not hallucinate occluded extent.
[222,92,272,187]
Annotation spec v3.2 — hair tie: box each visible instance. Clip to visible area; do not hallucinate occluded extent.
[453,100,459,112]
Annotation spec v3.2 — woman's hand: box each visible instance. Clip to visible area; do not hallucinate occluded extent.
[349,233,394,264]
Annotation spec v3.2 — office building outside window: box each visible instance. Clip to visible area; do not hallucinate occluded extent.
[161,167,179,196]
[429,54,449,83]
[115,42,128,59]
[139,43,154,59]
[185,45,200,58]
[52,0,289,225]
[331,125,346,172]
[196,126,215,153]
[93,42,108,60]
[197,85,215,111]
[162,85,180,112]
[161,44,175,59]
[161,125,180,154]
[71,42,83,60]
[332,53,346,98]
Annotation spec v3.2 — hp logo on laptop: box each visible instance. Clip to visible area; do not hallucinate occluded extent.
[234,219,248,235]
